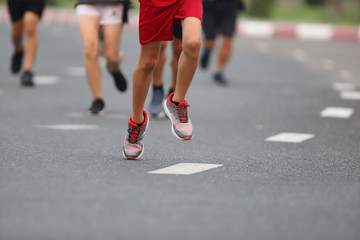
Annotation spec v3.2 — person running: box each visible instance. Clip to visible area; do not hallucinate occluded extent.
[148,21,183,118]
[122,0,203,160]
[7,0,46,87]
[200,0,246,85]
[76,0,130,115]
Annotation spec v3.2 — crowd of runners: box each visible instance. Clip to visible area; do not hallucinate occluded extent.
[5,0,245,160]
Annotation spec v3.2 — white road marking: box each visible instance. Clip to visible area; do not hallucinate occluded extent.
[332,82,356,91]
[67,67,85,77]
[320,107,354,118]
[36,124,99,130]
[34,76,59,85]
[266,132,314,143]
[293,49,307,62]
[67,112,127,119]
[339,70,353,81]
[148,163,223,175]
[322,59,335,70]
[340,91,360,100]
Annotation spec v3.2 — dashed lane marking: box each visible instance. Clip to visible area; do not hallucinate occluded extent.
[148,163,223,175]
[332,82,356,91]
[34,76,59,85]
[266,132,315,143]
[36,124,99,130]
[340,91,360,100]
[67,112,127,119]
[320,107,354,119]
[66,67,85,77]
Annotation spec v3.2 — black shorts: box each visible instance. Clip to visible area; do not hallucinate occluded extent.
[202,1,238,40]
[173,21,182,40]
[7,0,46,22]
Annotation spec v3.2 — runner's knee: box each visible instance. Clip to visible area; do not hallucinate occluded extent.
[183,38,201,58]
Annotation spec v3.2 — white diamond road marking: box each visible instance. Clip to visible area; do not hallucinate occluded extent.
[148,163,223,175]
[36,124,98,130]
[320,107,354,119]
[340,91,360,100]
[266,132,314,143]
[34,76,59,85]
[332,82,356,91]
[67,67,85,77]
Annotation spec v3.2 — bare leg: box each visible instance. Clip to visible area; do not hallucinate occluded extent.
[11,20,23,52]
[152,41,167,87]
[170,37,182,90]
[216,35,233,72]
[132,42,162,123]
[102,23,123,73]
[78,15,102,99]
[173,17,201,103]
[23,11,40,71]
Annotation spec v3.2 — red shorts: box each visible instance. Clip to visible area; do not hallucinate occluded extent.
[139,0,203,45]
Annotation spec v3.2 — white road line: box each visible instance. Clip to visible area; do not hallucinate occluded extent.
[36,124,99,130]
[67,112,128,119]
[320,107,354,118]
[332,82,356,91]
[340,91,360,100]
[148,163,223,175]
[339,70,353,81]
[293,49,307,62]
[266,132,315,143]
[322,59,335,70]
[67,67,85,77]
[34,76,59,85]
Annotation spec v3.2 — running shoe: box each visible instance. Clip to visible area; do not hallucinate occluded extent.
[200,49,210,69]
[163,92,193,140]
[20,71,34,87]
[167,88,175,98]
[213,72,228,85]
[149,87,165,118]
[11,51,23,74]
[122,110,149,160]
[111,70,127,92]
[88,98,105,115]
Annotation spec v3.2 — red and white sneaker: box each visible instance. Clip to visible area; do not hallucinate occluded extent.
[122,110,149,160]
[163,92,193,140]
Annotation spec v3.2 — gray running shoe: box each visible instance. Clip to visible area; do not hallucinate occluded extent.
[149,87,165,118]
[163,92,193,140]
[122,110,149,160]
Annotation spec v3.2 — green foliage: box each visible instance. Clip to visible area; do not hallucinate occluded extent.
[304,0,326,6]
[247,0,275,18]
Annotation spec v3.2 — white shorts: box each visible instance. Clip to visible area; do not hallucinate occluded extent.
[76,4,124,25]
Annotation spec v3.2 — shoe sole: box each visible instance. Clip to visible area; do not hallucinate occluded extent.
[163,100,193,141]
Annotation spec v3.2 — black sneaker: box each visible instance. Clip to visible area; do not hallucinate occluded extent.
[213,72,228,86]
[20,71,34,87]
[200,49,210,69]
[111,70,127,92]
[11,51,23,74]
[89,98,105,115]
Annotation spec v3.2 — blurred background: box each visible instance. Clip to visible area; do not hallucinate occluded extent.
[1,0,359,25]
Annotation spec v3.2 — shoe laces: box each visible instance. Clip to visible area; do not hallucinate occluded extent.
[128,124,145,144]
[174,103,189,123]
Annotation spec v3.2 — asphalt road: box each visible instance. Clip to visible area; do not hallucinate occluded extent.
[0,22,359,240]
